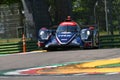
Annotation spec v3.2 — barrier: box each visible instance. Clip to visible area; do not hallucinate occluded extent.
[0,41,38,54]
[0,42,22,54]
[99,35,120,48]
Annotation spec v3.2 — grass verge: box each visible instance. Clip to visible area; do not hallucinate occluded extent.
[96,63,120,68]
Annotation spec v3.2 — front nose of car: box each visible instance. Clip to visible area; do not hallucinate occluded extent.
[56,32,76,45]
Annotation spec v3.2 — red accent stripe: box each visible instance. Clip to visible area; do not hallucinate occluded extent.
[59,22,77,26]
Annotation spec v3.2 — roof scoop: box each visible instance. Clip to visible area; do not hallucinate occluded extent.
[65,16,72,21]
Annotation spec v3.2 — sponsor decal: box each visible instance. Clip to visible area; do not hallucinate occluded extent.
[56,33,76,44]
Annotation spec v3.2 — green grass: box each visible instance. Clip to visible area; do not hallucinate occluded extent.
[96,63,120,68]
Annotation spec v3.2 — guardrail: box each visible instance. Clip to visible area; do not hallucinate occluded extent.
[0,42,22,54]
[0,41,38,54]
[99,35,120,48]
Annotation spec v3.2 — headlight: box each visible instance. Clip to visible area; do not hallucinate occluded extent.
[40,31,45,36]
[81,29,90,40]
[39,30,50,40]
[87,30,90,35]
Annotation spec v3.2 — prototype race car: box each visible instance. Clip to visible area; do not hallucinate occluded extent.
[37,16,99,50]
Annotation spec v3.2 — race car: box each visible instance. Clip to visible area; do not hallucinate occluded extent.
[37,16,99,50]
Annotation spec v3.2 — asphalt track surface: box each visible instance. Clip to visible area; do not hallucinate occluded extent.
[0,48,120,80]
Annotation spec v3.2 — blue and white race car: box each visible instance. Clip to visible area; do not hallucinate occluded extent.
[37,16,99,50]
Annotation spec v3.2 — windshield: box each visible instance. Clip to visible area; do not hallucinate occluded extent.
[56,26,77,32]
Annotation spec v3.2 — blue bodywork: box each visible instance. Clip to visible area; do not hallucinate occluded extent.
[37,17,99,49]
